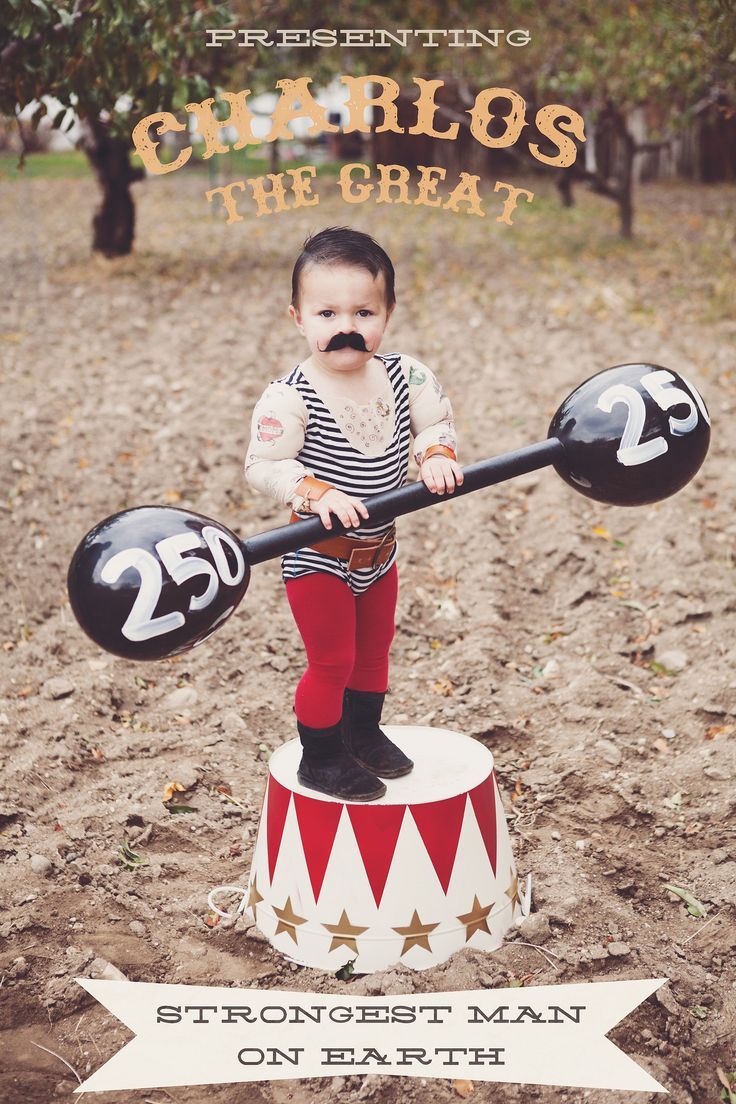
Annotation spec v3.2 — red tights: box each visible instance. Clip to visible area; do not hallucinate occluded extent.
[284,565,398,728]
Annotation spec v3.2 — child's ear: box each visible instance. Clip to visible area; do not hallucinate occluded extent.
[288,304,304,333]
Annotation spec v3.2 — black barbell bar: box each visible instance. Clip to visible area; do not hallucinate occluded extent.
[243,438,563,565]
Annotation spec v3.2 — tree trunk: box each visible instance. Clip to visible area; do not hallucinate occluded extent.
[269,137,280,175]
[556,172,575,207]
[615,116,635,240]
[82,120,144,257]
[594,103,636,240]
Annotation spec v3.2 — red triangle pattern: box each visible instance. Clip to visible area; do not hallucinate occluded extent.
[293,793,344,903]
[468,771,498,875]
[266,774,292,884]
[409,792,467,894]
[347,804,407,907]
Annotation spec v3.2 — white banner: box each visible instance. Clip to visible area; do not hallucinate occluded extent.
[75,978,667,1094]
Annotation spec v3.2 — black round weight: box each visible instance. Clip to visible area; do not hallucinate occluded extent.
[67,506,250,660]
[549,363,711,506]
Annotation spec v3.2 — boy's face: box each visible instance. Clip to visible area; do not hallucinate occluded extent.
[289,262,393,373]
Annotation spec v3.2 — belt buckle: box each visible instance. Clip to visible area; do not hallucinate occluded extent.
[347,544,375,570]
[347,530,394,571]
[372,542,393,568]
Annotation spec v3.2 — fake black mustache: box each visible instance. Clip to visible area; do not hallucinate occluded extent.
[321,332,369,352]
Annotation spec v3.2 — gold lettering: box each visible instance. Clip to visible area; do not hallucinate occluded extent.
[288,165,319,208]
[338,163,375,203]
[409,78,458,140]
[268,78,339,141]
[205,181,246,223]
[376,164,411,205]
[341,76,403,135]
[494,180,535,224]
[246,173,289,216]
[415,165,447,207]
[443,173,485,216]
[530,106,586,168]
[185,92,258,159]
[131,112,191,175]
[469,87,527,149]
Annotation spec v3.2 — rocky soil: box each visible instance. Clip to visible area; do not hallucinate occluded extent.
[1,166,735,1103]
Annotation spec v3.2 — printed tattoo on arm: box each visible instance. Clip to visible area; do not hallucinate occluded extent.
[256,412,285,444]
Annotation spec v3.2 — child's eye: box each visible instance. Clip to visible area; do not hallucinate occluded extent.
[318,310,334,318]
[357,310,373,318]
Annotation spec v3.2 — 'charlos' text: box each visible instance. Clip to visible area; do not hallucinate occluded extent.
[132,75,585,175]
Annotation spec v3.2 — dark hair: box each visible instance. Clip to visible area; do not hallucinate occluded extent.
[291,226,396,309]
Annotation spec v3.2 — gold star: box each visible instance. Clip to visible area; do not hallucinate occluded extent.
[322,909,369,954]
[393,909,439,955]
[457,895,493,941]
[272,896,308,945]
[505,869,522,912]
[247,874,263,919]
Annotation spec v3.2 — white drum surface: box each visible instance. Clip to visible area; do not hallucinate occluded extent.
[269,727,494,805]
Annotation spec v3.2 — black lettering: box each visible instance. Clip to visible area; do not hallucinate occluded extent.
[468,1047,505,1065]
[357,1048,389,1066]
[548,1004,586,1024]
[468,1005,509,1024]
[221,1005,257,1024]
[156,1005,181,1024]
[322,1048,354,1065]
[435,1048,467,1065]
[183,1005,218,1024]
[237,1048,303,1066]
[355,1006,390,1023]
[291,1004,326,1023]
[238,1048,265,1065]
[396,1048,431,1065]
[419,1004,452,1023]
[267,1048,302,1066]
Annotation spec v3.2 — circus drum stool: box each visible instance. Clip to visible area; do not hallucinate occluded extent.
[238,726,519,973]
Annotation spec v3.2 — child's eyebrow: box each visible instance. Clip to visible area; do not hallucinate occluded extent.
[310,296,381,308]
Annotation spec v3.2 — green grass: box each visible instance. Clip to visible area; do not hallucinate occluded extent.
[0,149,91,180]
[0,145,355,182]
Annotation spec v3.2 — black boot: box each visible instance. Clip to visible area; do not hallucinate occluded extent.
[297,718,387,801]
[342,689,414,779]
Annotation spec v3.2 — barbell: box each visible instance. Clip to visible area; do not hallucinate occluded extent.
[67,363,711,661]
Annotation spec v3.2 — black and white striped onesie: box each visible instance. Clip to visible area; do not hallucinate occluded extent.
[281,352,410,595]
[244,351,457,596]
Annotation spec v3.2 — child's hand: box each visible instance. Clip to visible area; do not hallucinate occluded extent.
[313,489,370,530]
[419,456,464,494]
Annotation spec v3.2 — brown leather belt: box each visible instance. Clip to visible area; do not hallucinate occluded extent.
[289,512,396,570]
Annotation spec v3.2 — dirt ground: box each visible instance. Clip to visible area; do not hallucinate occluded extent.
[1,165,735,1104]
